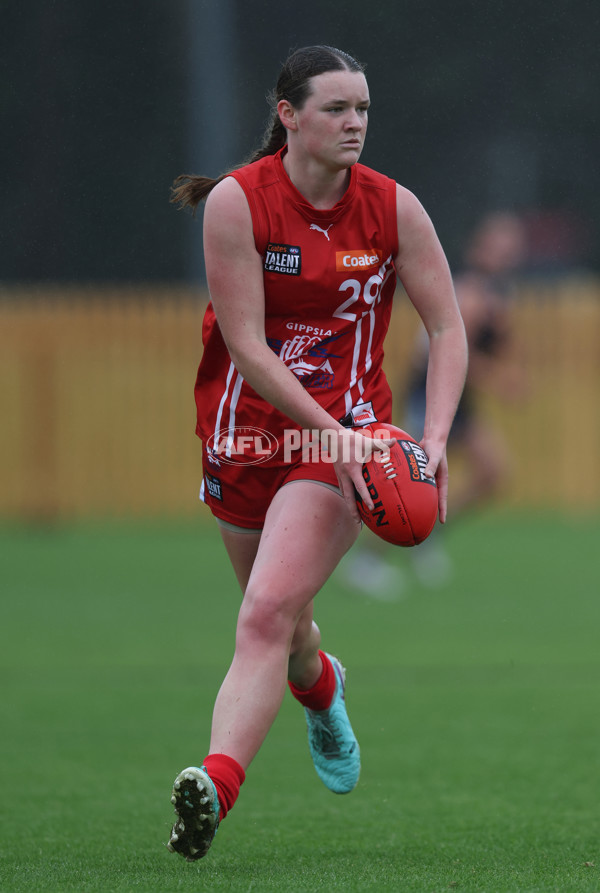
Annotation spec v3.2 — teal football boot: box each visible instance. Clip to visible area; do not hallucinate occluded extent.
[304,653,360,794]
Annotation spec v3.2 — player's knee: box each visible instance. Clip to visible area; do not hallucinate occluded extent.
[236,584,294,646]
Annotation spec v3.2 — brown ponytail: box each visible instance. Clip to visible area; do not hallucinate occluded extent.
[170,45,364,214]
[170,173,226,213]
[170,114,287,214]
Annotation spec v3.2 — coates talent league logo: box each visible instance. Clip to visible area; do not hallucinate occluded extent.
[206,426,279,465]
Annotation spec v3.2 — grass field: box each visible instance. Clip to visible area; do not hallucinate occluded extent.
[1,511,599,892]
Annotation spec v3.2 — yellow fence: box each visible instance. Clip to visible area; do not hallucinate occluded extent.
[1,281,598,520]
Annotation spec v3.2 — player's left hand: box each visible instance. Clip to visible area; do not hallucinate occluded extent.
[421,440,449,523]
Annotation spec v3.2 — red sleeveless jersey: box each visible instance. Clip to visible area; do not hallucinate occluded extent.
[194,147,399,465]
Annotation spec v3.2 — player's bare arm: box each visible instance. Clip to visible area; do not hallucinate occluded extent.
[393,184,468,521]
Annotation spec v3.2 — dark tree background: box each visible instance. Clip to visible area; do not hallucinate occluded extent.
[2,0,598,282]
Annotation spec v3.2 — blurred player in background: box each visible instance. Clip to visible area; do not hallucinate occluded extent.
[165,45,467,861]
[345,211,528,591]
[408,212,527,513]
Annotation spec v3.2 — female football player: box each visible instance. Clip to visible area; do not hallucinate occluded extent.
[167,45,467,861]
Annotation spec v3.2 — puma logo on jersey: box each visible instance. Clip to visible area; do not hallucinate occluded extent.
[310,224,333,241]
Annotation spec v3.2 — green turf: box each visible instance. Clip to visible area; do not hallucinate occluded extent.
[1,512,599,892]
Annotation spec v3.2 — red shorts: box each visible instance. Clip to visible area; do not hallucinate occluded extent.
[200,444,340,530]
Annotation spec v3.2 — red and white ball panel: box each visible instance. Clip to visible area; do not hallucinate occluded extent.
[355,423,438,547]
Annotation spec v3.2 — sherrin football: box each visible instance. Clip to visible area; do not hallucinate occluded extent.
[355,423,438,547]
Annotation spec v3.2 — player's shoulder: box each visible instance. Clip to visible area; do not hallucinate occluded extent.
[229,153,280,191]
[205,175,248,219]
[208,156,279,218]
[354,164,427,221]
[393,182,426,213]
[353,161,396,191]
[392,182,434,234]
[203,176,256,249]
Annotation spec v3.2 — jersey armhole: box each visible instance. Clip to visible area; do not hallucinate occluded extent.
[226,171,268,256]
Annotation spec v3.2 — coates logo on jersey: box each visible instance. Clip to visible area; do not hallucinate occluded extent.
[336,249,383,272]
[265,243,302,276]
[206,426,279,465]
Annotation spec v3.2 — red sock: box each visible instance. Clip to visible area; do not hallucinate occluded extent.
[202,753,245,820]
[288,650,336,711]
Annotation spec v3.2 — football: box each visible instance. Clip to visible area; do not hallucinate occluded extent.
[355,423,438,547]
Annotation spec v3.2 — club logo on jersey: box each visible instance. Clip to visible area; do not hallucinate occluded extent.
[265,243,301,276]
[336,249,384,272]
[267,331,345,390]
[400,440,436,486]
[205,445,222,467]
[204,471,223,501]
